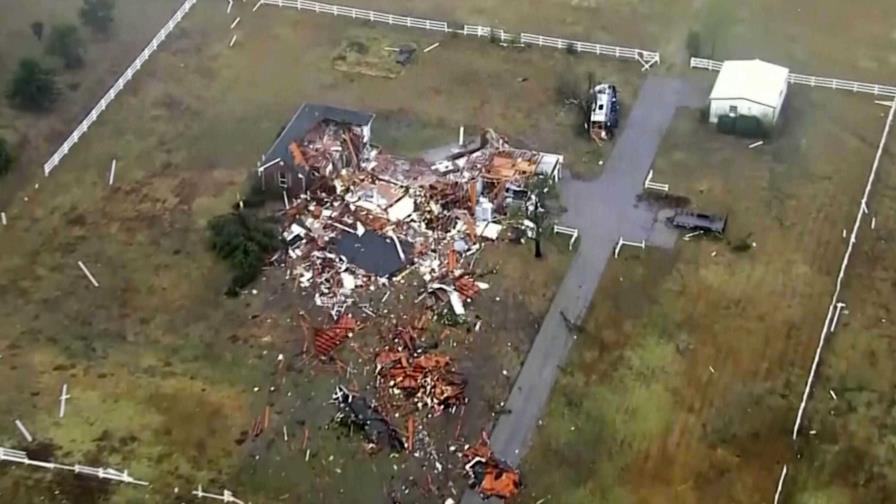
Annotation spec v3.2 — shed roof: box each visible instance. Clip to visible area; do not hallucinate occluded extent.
[709,59,790,109]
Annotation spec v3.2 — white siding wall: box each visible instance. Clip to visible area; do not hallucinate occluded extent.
[709,98,776,126]
[773,82,788,123]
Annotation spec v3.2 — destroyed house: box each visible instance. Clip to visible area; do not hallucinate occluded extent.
[264,103,565,316]
[258,103,375,197]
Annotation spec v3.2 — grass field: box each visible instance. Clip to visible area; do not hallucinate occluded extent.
[2,0,894,503]
[0,0,182,205]
[339,0,896,82]
[520,88,887,503]
[784,125,896,504]
[328,0,696,61]
[695,0,896,82]
[0,1,609,502]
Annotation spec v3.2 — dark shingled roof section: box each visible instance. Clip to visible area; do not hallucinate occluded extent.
[334,231,414,278]
[264,103,375,166]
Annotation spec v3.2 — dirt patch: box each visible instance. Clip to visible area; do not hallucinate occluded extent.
[333,37,413,78]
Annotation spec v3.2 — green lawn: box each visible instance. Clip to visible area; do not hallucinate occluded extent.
[521,90,885,503]
[0,2,595,501]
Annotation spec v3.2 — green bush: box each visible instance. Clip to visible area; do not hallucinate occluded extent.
[735,115,768,138]
[6,58,59,111]
[717,114,769,139]
[46,24,86,69]
[0,138,12,177]
[80,0,115,35]
[207,212,280,295]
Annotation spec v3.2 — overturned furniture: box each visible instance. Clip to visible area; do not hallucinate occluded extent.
[331,386,405,452]
[668,210,727,234]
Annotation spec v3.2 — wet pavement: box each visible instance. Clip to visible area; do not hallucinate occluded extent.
[462,75,705,503]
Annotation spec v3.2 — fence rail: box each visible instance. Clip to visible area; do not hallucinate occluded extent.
[42,0,198,176]
[256,0,660,68]
[690,57,896,97]
[1,447,148,485]
[258,0,448,30]
[462,25,513,42]
[689,57,723,71]
[520,33,657,64]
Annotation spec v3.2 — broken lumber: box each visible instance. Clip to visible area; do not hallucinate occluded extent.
[313,314,356,356]
[14,419,33,443]
[78,261,100,288]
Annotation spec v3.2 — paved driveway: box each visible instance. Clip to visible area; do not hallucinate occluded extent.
[461,76,704,503]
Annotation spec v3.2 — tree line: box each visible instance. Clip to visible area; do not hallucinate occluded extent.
[1,0,117,177]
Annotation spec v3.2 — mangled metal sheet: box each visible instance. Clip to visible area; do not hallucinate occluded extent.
[331,386,405,452]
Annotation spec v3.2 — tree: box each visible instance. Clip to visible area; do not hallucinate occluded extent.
[207,212,280,295]
[6,59,60,111]
[0,138,12,177]
[31,21,45,41]
[46,24,86,69]
[79,0,116,35]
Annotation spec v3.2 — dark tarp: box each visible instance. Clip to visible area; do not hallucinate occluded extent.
[334,230,413,277]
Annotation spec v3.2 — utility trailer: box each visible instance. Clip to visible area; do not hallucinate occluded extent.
[669,210,727,234]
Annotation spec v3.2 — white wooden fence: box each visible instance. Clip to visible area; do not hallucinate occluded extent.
[254,0,448,31]
[0,447,148,486]
[462,25,513,43]
[768,99,896,504]
[689,57,723,71]
[690,57,896,97]
[792,100,896,439]
[42,0,198,176]
[255,0,661,68]
[520,33,660,68]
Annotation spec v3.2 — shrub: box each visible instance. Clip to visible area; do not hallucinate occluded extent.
[565,42,578,55]
[717,114,769,139]
[46,24,86,69]
[207,212,280,294]
[734,115,769,138]
[0,138,12,177]
[6,59,59,111]
[80,0,115,35]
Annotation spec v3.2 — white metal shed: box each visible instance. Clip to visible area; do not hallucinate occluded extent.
[708,59,790,127]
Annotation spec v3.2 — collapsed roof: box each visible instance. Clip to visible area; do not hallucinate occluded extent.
[264,103,563,319]
[264,103,375,169]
